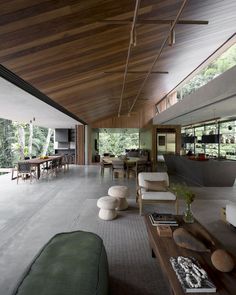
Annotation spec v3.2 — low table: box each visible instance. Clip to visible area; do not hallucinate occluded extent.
[144,215,236,295]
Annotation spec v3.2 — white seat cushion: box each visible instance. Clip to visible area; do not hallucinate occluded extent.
[97,196,119,209]
[141,191,176,200]
[138,173,174,201]
[226,203,236,227]
[108,185,129,198]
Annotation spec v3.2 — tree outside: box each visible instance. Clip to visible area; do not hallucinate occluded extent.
[0,118,54,170]
[98,128,139,156]
[0,119,15,169]
[177,44,236,99]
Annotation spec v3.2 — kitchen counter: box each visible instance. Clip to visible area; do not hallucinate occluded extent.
[163,155,236,186]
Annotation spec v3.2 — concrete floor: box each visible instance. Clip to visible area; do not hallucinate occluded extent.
[0,165,235,294]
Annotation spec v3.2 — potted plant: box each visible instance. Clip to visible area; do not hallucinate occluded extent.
[170,183,195,223]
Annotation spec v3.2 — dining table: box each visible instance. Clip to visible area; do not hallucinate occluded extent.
[24,155,63,179]
[102,156,145,176]
[101,156,152,177]
[102,156,140,165]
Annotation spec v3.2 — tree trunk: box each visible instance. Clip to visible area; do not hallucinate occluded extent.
[42,128,53,156]
[28,122,33,158]
[17,125,25,160]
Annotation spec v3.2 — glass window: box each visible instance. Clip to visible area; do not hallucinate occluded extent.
[220,120,236,160]
[177,44,236,99]
[98,128,139,156]
[181,120,236,160]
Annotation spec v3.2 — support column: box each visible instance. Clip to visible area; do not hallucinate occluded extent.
[76,125,85,165]
[84,125,89,165]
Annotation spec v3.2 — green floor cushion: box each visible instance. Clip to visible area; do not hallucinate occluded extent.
[12,231,109,295]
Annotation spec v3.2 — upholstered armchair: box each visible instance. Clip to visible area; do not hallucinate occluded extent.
[137,172,178,215]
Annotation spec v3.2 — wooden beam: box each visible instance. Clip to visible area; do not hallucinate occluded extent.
[128,0,188,115]
[104,70,169,74]
[101,19,209,25]
[118,0,141,117]
[168,23,175,46]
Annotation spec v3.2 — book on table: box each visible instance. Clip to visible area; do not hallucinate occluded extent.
[149,215,178,227]
[149,213,178,226]
[152,212,177,223]
[170,256,216,293]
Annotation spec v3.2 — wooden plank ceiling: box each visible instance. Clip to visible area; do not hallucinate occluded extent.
[0,0,235,124]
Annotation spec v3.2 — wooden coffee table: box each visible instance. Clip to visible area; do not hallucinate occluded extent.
[144,215,236,295]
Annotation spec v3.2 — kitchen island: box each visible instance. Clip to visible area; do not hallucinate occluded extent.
[163,155,236,186]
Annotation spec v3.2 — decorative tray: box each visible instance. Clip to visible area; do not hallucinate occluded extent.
[170,256,216,293]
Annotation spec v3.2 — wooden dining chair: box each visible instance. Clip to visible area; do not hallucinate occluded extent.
[100,160,112,176]
[127,159,147,179]
[41,158,58,177]
[62,154,70,171]
[16,162,37,184]
[112,159,126,179]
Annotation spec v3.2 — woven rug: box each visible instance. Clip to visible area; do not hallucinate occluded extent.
[69,198,236,295]
[70,199,171,295]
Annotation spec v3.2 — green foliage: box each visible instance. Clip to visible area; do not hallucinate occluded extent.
[0,118,54,168]
[98,129,139,156]
[0,119,15,167]
[31,126,54,157]
[178,44,236,98]
[170,183,195,204]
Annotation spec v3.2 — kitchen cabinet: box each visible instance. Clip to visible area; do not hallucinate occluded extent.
[181,119,236,160]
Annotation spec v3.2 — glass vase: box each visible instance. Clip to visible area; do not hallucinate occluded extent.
[183,203,194,223]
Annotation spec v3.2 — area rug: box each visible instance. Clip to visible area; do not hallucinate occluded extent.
[70,199,171,295]
[69,198,236,295]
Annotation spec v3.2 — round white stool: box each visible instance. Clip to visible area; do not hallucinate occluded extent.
[108,185,129,210]
[97,196,119,220]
